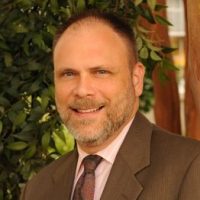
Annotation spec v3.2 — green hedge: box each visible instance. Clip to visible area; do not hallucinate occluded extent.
[0,0,174,199]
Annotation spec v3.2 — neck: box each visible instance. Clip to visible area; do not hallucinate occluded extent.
[77,131,122,154]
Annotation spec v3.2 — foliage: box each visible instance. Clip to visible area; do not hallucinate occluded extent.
[0,0,173,199]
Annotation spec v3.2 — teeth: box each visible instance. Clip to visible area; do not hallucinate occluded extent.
[77,108,99,113]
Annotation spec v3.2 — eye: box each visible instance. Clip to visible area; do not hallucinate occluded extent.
[96,69,109,75]
[65,71,74,76]
[63,70,77,77]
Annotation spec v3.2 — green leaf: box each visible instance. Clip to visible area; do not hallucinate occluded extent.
[29,106,43,121]
[40,95,49,111]
[0,171,7,183]
[0,190,3,200]
[47,25,57,36]
[60,6,71,17]
[155,4,168,11]
[162,59,179,71]
[162,46,177,54]
[12,22,28,33]
[13,131,34,142]
[0,140,3,154]
[41,0,49,10]
[28,61,41,71]
[136,37,143,51]
[158,69,169,82]
[50,0,59,13]
[0,96,10,107]
[14,111,26,126]
[155,15,173,26]
[141,35,154,43]
[0,41,9,50]
[22,35,32,56]
[88,0,95,5]
[137,25,149,33]
[62,126,74,152]
[134,0,143,6]
[48,85,55,99]
[24,144,36,159]
[0,121,3,135]
[32,34,50,52]
[140,6,155,23]
[11,99,26,111]
[30,80,41,93]
[47,146,56,154]
[41,131,50,149]
[52,131,67,155]
[16,0,33,7]
[150,50,162,61]
[0,33,4,40]
[4,52,13,67]
[77,0,85,11]
[8,111,17,123]
[147,42,162,51]
[39,113,50,123]
[147,0,156,10]
[50,153,60,159]
[7,142,28,151]
[140,47,149,59]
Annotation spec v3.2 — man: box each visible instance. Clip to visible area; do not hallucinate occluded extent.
[21,10,200,200]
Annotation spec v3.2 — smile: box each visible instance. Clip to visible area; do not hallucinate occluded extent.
[71,106,104,114]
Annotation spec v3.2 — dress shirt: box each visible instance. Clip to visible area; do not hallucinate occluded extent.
[71,117,134,200]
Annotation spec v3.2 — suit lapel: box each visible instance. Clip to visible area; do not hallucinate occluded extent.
[51,149,78,200]
[101,112,152,200]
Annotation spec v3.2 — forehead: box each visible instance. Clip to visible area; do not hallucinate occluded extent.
[54,20,129,55]
[59,19,119,40]
[53,20,132,71]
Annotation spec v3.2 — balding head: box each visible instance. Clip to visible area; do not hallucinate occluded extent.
[53,10,138,65]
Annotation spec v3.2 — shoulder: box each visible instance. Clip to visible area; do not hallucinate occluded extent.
[151,124,200,165]
[135,112,200,156]
[150,126,200,198]
[36,150,77,177]
[134,112,200,166]
[26,149,77,188]
[20,150,77,199]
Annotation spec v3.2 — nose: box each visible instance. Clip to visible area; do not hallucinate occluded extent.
[73,74,95,98]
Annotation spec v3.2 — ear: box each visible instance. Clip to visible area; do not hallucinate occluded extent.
[132,62,145,97]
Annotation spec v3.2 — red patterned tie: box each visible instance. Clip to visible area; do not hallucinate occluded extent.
[72,155,102,200]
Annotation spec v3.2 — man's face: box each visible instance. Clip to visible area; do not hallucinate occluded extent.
[54,21,144,147]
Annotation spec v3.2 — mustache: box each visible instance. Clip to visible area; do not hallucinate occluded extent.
[69,99,105,110]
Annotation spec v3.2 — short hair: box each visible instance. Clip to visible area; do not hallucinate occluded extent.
[53,9,138,63]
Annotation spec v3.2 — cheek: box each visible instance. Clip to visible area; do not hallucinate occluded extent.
[55,83,71,104]
[99,81,126,101]
[112,77,131,91]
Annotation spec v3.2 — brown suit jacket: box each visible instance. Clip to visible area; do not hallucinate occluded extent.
[20,112,200,200]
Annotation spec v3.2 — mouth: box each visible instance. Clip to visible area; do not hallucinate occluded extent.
[70,106,104,114]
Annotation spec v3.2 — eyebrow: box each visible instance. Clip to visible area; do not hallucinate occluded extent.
[57,65,115,72]
[89,66,114,71]
[55,66,77,72]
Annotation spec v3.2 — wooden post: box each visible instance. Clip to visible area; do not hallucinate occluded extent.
[184,0,200,139]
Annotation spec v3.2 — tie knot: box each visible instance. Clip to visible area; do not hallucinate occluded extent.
[83,155,102,173]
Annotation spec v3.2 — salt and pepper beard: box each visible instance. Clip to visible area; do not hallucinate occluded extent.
[56,81,135,147]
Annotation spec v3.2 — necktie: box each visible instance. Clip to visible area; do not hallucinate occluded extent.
[72,155,102,200]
